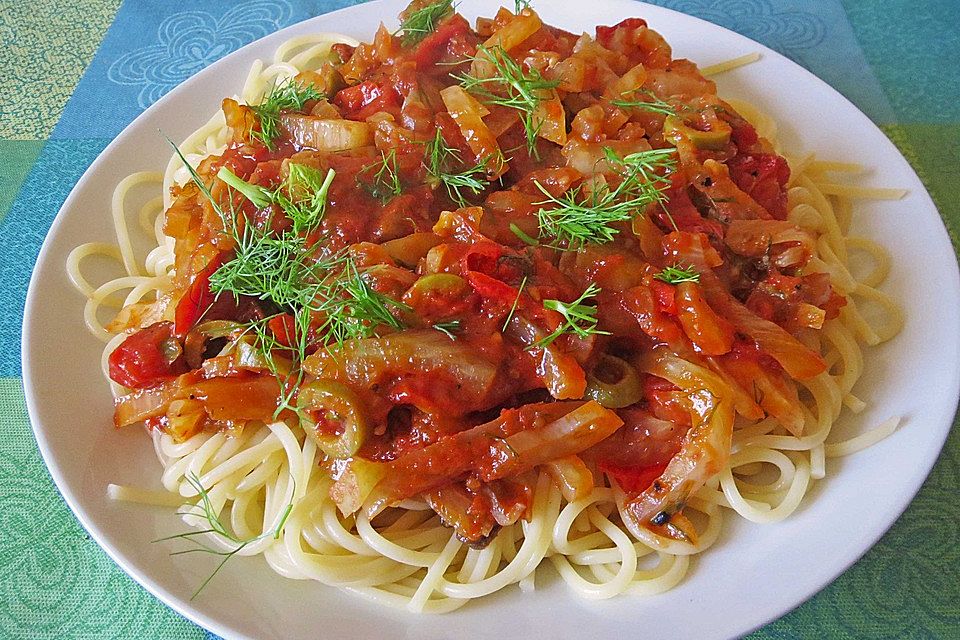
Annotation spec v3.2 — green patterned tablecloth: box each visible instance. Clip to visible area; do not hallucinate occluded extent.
[1,1,957,638]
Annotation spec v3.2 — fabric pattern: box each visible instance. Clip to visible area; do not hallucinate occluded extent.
[0,1,957,638]
[106,1,294,108]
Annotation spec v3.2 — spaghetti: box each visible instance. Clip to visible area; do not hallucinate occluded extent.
[68,2,903,612]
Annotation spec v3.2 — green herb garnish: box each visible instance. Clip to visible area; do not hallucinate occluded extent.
[313,258,410,349]
[611,89,677,117]
[398,0,455,46]
[155,473,294,600]
[532,283,609,348]
[178,151,406,414]
[250,80,324,149]
[423,128,491,207]
[509,222,539,246]
[534,147,677,249]
[275,163,336,234]
[454,45,559,157]
[514,0,531,13]
[502,275,528,331]
[216,163,334,235]
[433,319,461,340]
[653,264,700,285]
[360,149,404,203]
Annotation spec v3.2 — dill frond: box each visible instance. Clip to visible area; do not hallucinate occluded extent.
[453,45,559,156]
[532,283,609,349]
[398,0,455,46]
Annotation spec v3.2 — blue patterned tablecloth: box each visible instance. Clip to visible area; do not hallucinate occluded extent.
[1,1,957,637]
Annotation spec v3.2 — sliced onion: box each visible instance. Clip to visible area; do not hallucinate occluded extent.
[279,114,373,151]
[544,455,594,502]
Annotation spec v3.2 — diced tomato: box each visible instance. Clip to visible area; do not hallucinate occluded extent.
[409,14,472,68]
[651,280,677,315]
[334,81,401,120]
[465,271,519,306]
[619,285,684,345]
[268,314,297,348]
[595,17,647,46]
[600,460,668,493]
[728,153,790,220]
[731,121,759,149]
[108,321,188,389]
[174,255,223,335]
[462,240,527,285]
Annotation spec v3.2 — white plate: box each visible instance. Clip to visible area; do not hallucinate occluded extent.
[22,1,960,638]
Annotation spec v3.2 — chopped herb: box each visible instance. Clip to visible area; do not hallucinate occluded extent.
[501,275,528,331]
[423,128,490,207]
[453,45,559,156]
[276,163,336,235]
[183,151,406,413]
[217,167,271,209]
[534,147,677,249]
[249,80,324,149]
[433,319,461,340]
[154,472,293,600]
[532,283,609,348]
[611,89,677,117]
[216,163,334,236]
[398,0,455,46]
[359,149,403,203]
[509,222,539,246]
[166,137,233,234]
[654,264,700,285]
[514,0,531,12]
[314,257,410,350]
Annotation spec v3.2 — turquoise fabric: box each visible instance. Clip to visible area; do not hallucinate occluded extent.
[1,1,957,637]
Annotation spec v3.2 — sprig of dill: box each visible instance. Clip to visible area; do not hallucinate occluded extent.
[398,0,455,46]
[217,163,334,235]
[509,222,539,246]
[167,138,234,236]
[359,149,404,203]
[453,45,559,156]
[534,146,677,249]
[154,472,294,600]
[432,319,461,340]
[177,150,406,414]
[532,283,609,349]
[611,89,677,117]
[250,80,324,149]
[312,257,410,349]
[275,163,336,234]
[501,275,528,331]
[653,264,700,285]
[423,128,490,207]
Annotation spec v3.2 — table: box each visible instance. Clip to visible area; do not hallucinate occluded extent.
[1,0,957,637]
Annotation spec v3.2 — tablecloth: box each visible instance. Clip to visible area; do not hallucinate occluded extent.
[1,1,957,638]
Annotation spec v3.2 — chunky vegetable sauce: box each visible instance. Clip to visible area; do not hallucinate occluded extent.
[108,1,843,546]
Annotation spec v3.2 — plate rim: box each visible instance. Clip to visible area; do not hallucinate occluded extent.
[21,1,960,638]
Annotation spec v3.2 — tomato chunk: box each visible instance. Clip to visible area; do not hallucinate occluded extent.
[109,322,188,389]
[174,255,222,335]
[334,81,401,120]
